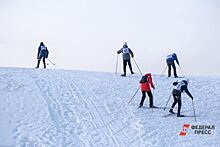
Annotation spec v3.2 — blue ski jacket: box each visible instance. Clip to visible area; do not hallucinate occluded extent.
[37,42,49,59]
[166,53,179,65]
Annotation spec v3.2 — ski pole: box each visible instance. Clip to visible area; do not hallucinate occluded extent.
[178,65,185,77]
[47,58,56,66]
[163,92,172,110]
[132,58,143,76]
[152,89,155,113]
[192,100,197,122]
[159,66,167,78]
[128,87,140,104]
[153,66,167,90]
[115,54,119,75]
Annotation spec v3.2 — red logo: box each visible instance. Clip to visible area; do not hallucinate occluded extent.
[179,124,190,136]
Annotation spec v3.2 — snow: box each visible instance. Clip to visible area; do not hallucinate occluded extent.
[0,67,219,146]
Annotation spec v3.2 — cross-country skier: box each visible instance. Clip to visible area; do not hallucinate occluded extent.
[139,73,157,108]
[36,42,49,68]
[117,42,134,76]
[166,53,179,78]
[169,79,193,117]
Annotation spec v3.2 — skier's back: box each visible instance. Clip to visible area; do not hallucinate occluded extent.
[139,73,156,108]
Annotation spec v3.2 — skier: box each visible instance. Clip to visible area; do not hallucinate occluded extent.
[169,79,193,117]
[36,42,49,68]
[138,73,157,108]
[166,53,179,78]
[117,42,134,76]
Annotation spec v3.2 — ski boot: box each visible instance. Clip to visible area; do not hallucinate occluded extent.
[177,114,185,117]
[138,105,143,108]
[169,109,175,114]
[150,106,158,108]
[121,73,126,77]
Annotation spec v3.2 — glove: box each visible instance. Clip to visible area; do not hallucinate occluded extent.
[191,96,193,100]
[131,55,134,58]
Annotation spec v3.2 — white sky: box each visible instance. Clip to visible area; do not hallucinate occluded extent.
[0,0,220,76]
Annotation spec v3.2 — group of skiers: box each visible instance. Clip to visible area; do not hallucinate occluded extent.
[35,41,193,117]
[117,42,193,117]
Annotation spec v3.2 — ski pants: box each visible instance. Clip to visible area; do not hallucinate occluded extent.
[167,60,177,77]
[123,59,133,74]
[140,90,153,108]
[171,92,182,115]
[37,57,46,68]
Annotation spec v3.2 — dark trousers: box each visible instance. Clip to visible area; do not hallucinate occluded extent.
[36,58,46,68]
[167,60,177,77]
[123,59,133,75]
[171,93,182,115]
[140,91,153,107]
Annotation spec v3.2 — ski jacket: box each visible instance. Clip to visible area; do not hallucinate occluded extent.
[173,80,193,98]
[166,53,179,65]
[140,73,155,92]
[117,45,134,60]
[37,44,49,59]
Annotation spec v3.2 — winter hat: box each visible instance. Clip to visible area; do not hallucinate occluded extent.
[40,42,44,46]
[123,42,128,48]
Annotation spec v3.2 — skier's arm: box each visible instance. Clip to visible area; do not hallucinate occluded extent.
[37,47,40,59]
[129,48,134,58]
[185,88,193,99]
[148,76,155,89]
[46,48,49,58]
[117,49,122,54]
[175,55,180,65]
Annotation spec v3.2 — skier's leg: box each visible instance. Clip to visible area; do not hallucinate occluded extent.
[172,63,178,77]
[167,64,171,77]
[147,91,153,108]
[128,59,134,74]
[171,95,178,108]
[122,60,127,76]
[169,94,177,113]
[36,59,40,68]
[177,96,182,115]
[139,91,146,106]
[43,58,46,68]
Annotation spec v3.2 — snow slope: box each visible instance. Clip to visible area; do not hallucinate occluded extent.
[0,67,219,147]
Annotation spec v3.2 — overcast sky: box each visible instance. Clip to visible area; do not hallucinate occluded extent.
[0,0,220,76]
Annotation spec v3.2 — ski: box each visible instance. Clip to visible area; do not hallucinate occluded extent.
[163,113,195,117]
[137,106,165,109]
[163,113,176,117]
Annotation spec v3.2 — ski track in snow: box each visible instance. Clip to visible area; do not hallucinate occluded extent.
[0,67,220,147]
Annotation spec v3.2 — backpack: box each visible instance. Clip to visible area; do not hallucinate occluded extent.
[139,75,148,83]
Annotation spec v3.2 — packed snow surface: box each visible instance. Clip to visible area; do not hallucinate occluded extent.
[0,67,219,146]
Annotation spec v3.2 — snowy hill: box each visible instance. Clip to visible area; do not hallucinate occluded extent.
[0,67,219,147]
